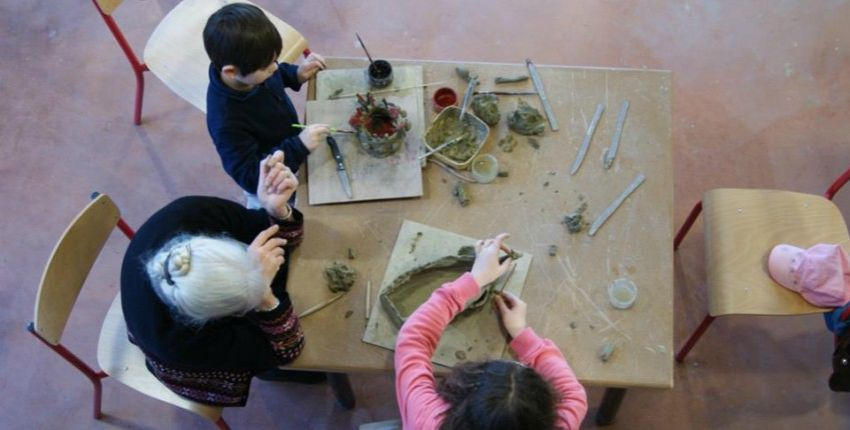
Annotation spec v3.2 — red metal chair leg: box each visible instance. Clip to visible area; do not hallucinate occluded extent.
[27,324,110,418]
[674,201,702,251]
[215,417,231,430]
[675,314,715,362]
[133,66,146,125]
[825,166,850,200]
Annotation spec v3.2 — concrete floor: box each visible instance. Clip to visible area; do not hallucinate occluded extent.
[2,0,850,428]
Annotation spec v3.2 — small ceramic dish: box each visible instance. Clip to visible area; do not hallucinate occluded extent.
[432,87,458,112]
[423,106,489,170]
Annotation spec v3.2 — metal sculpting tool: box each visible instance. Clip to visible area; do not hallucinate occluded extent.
[588,174,646,236]
[603,100,630,169]
[525,59,559,131]
[292,124,354,134]
[570,103,605,175]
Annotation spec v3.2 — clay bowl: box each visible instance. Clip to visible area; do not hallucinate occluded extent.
[423,106,489,170]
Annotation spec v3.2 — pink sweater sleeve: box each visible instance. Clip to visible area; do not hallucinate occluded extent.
[510,327,588,429]
[394,272,480,430]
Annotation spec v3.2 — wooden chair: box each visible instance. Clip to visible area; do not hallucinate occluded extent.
[92,0,311,124]
[674,168,850,362]
[27,193,229,429]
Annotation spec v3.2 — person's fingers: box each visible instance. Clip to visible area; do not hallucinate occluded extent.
[251,224,280,247]
[501,291,517,307]
[262,237,287,252]
[494,294,506,310]
[268,169,287,191]
[270,149,285,165]
[276,176,299,194]
[494,233,510,245]
[474,239,484,254]
[311,53,327,69]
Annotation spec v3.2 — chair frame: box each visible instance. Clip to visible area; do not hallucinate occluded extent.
[26,193,230,429]
[92,0,312,125]
[674,167,850,362]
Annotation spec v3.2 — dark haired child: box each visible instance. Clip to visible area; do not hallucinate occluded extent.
[395,234,588,430]
[204,3,329,207]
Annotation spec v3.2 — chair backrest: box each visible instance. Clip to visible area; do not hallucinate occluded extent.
[143,0,309,113]
[93,0,123,15]
[32,194,120,345]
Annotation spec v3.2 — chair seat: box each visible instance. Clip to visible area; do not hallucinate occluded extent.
[97,294,223,421]
[143,0,309,113]
[704,188,850,317]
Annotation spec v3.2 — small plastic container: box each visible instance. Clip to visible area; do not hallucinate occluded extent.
[608,278,637,309]
[470,154,499,183]
[432,87,458,112]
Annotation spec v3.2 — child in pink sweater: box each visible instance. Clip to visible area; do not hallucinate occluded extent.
[395,233,588,430]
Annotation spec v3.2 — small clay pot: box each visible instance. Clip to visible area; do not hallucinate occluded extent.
[356,127,406,158]
[432,87,458,112]
[368,59,393,88]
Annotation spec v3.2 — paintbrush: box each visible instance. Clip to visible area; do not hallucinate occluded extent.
[355,33,374,65]
[291,124,355,134]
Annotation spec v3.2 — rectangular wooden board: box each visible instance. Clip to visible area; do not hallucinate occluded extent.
[362,219,532,368]
[306,66,426,205]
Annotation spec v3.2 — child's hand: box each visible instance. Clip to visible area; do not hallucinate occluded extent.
[494,292,528,339]
[298,124,330,152]
[297,52,327,83]
[258,150,299,219]
[470,233,512,288]
[248,224,288,286]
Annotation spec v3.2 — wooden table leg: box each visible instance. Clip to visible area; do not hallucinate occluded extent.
[595,387,627,426]
[327,372,356,409]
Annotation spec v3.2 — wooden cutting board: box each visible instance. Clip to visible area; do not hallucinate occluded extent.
[305,66,426,205]
[362,220,532,368]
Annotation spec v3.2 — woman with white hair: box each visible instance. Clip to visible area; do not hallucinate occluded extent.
[120,151,317,406]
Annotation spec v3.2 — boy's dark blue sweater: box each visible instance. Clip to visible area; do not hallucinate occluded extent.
[206,63,311,194]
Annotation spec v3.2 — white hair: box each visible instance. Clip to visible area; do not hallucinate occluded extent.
[145,234,267,326]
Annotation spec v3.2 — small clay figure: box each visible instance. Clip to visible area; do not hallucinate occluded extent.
[497,133,517,153]
[494,75,529,84]
[452,182,471,207]
[527,137,540,149]
[507,99,546,136]
[347,247,357,260]
[470,94,500,126]
[597,342,616,362]
[323,261,357,293]
[562,202,588,234]
[548,245,558,256]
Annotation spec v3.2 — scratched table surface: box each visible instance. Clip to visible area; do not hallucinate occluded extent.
[287,57,673,388]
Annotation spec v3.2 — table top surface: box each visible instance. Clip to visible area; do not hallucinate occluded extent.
[287,57,673,388]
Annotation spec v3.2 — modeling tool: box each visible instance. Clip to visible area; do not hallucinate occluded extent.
[570,103,605,175]
[525,59,559,131]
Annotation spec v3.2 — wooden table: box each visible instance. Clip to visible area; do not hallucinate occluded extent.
[288,57,673,424]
